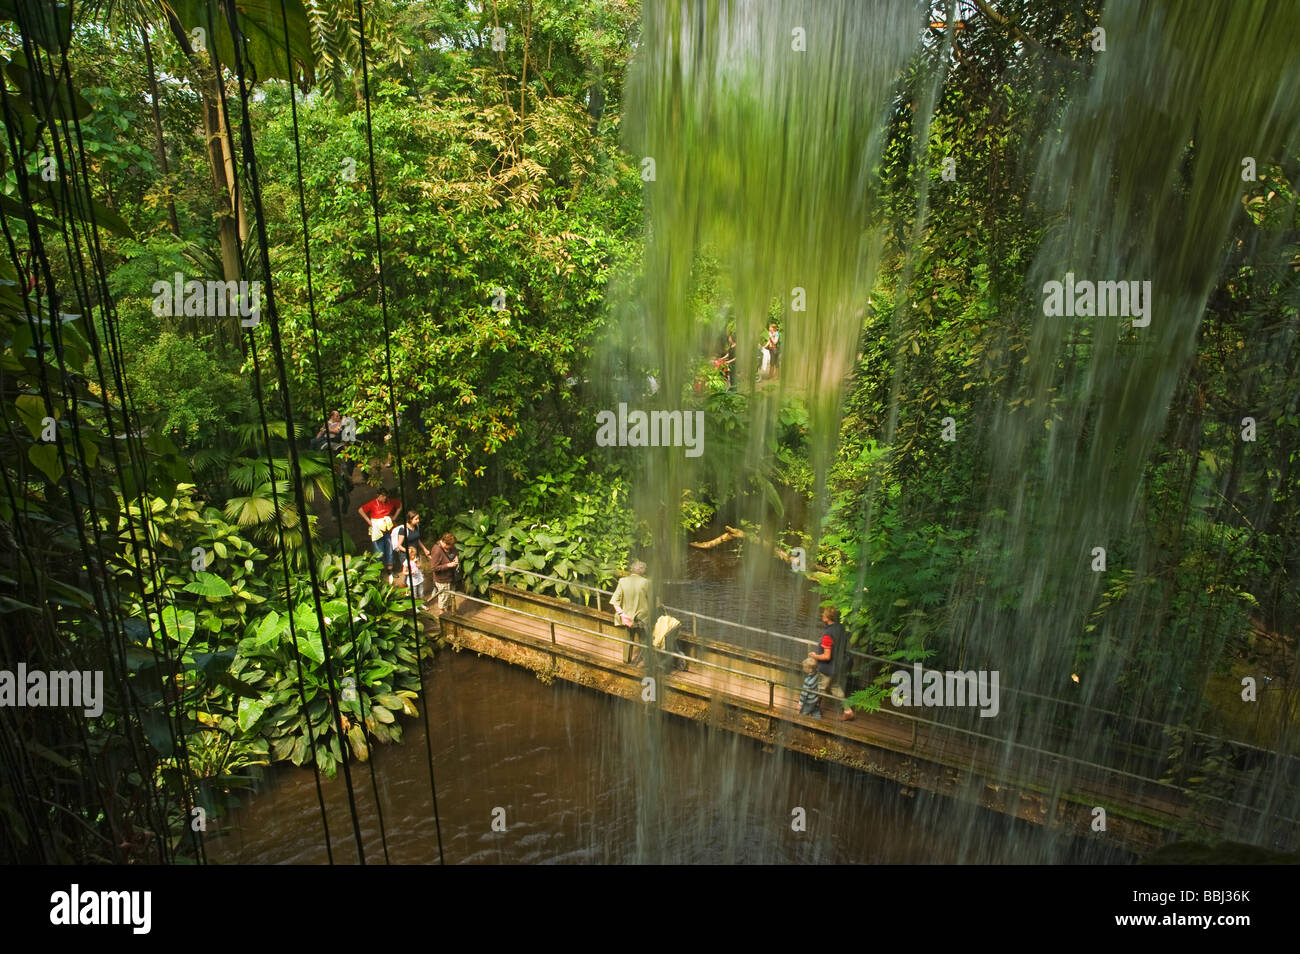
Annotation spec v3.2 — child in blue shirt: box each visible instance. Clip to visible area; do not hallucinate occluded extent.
[798,657,821,717]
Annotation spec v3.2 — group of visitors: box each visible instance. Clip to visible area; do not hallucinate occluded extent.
[357,490,461,614]
[610,561,855,719]
[712,323,782,390]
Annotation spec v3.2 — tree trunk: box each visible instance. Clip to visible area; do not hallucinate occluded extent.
[140,25,180,237]
[162,9,246,354]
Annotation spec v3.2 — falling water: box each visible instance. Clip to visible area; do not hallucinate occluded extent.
[214,0,1299,864]
[600,0,1300,862]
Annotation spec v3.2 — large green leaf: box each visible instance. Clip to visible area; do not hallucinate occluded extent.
[237,695,270,732]
[184,572,234,599]
[254,609,286,647]
[155,606,197,644]
[14,393,46,438]
[167,0,315,87]
[27,443,62,483]
[291,604,324,663]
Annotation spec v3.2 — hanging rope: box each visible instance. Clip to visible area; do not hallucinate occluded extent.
[0,11,186,860]
[221,0,375,864]
[198,0,349,864]
[353,0,447,865]
[43,19,219,863]
[276,0,393,863]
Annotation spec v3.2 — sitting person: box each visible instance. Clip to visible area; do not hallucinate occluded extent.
[310,410,344,450]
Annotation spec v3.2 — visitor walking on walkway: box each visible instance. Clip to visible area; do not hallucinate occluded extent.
[714,334,736,391]
[611,561,652,666]
[808,606,853,720]
[651,607,688,673]
[359,490,401,577]
[390,511,432,583]
[399,546,425,599]
[764,322,781,377]
[798,657,821,717]
[428,532,460,615]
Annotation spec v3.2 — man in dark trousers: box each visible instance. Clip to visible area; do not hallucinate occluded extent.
[611,561,652,666]
[427,532,460,615]
[808,606,851,719]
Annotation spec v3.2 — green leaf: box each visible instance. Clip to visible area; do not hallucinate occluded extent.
[254,610,286,647]
[237,695,270,732]
[28,443,62,483]
[184,572,234,599]
[14,393,46,438]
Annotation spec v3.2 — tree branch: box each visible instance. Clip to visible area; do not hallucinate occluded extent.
[972,0,1045,52]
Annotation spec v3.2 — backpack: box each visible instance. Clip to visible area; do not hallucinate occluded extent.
[389,523,408,553]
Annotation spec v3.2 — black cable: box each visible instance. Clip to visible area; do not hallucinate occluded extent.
[353,0,447,865]
[38,20,213,861]
[0,34,173,861]
[277,0,393,863]
[221,0,372,863]
[203,0,344,863]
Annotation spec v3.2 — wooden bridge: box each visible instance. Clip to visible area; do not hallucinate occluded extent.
[428,571,1299,855]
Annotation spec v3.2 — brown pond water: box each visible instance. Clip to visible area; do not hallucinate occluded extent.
[206,554,1130,864]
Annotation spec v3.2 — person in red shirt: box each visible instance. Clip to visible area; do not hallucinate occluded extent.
[358,490,402,574]
[807,606,851,719]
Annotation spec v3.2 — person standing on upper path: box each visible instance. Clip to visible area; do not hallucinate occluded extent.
[651,606,688,673]
[358,490,401,577]
[399,546,425,599]
[714,333,736,391]
[765,322,781,376]
[428,532,460,615]
[611,560,652,666]
[389,511,432,584]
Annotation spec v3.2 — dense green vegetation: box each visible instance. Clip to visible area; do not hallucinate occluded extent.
[1,0,1295,863]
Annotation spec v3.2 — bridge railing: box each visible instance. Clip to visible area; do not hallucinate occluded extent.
[480,565,1300,832]
[450,590,795,708]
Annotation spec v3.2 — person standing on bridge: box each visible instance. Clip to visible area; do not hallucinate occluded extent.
[808,606,850,719]
[798,657,821,717]
[428,532,460,615]
[611,561,652,666]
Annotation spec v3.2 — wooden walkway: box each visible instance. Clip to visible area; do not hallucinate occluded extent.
[430,582,1298,854]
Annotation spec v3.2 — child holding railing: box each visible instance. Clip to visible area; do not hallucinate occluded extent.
[798,657,821,717]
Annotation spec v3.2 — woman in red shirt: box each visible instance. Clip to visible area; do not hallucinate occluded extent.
[358,490,402,574]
